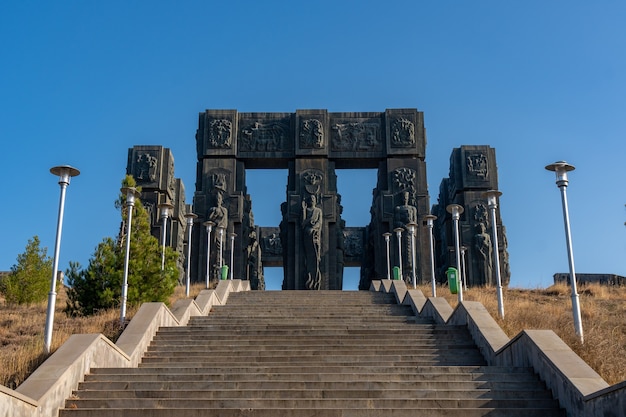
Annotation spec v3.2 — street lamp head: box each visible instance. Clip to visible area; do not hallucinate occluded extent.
[50,165,80,185]
[120,187,140,207]
[218,227,225,237]
[482,189,502,210]
[203,220,215,230]
[407,222,417,235]
[230,233,237,240]
[158,202,174,220]
[446,204,464,219]
[545,161,575,187]
[393,227,404,237]
[422,214,437,227]
[382,232,392,241]
[185,211,198,226]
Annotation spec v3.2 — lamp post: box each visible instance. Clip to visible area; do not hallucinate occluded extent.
[229,233,237,280]
[218,227,225,268]
[460,246,467,291]
[158,202,174,271]
[423,214,437,297]
[545,161,584,343]
[483,189,505,319]
[407,222,418,289]
[44,165,80,354]
[184,210,198,298]
[383,232,392,280]
[203,221,215,288]
[120,186,140,326]
[446,204,464,302]
[393,227,404,280]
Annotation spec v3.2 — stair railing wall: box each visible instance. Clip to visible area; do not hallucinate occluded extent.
[372,279,626,417]
[0,280,250,417]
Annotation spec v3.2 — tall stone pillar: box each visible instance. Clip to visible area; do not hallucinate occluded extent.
[360,109,430,289]
[432,146,511,287]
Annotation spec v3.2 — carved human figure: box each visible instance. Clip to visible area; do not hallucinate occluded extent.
[207,191,228,271]
[302,194,322,290]
[394,191,418,281]
[474,222,493,284]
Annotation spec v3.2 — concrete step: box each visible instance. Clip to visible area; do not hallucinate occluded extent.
[77,380,552,393]
[63,397,563,410]
[60,407,565,417]
[58,289,563,416]
[71,387,554,400]
[86,366,542,381]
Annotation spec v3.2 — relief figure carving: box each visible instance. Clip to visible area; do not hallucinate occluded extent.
[467,153,488,179]
[135,152,158,182]
[300,119,324,149]
[391,118,415,147]
[392,167,417,196]
[240,121,288,152]
[302,194,322,290]
[208,119,232,149]
[331,122,380,151]
[394,191,418,281]
[474,222,493,284]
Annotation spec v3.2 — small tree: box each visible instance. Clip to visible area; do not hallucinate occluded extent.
[65,176,179,316]
[2,236,53,305]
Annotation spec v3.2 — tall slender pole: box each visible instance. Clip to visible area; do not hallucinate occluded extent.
[44,165,79,354]
[120,187,139,327]
[546,161,584,343]
[218,227,225,268]
[203,221,214,288]
[184,211,197,298]
[460,246,467,291]
[484,190,504,319]
[446,204,464,302]
[383,232,392,280]
[158,203,173,271]
[407,223,417,289]
[229,233,237,280]
[423,215,437,297]
[393,228,403,280]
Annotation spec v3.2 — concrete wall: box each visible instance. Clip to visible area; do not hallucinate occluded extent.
[0,279,249,417]
[375,279,625,417]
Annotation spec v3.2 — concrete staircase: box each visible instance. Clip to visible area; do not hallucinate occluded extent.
[59,290,564,416]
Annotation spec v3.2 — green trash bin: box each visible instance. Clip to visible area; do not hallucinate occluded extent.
[447,267,459,294]
[392,266,401,280]
[221,265,229,280]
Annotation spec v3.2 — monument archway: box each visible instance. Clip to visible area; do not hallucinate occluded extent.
[189,108,432,290]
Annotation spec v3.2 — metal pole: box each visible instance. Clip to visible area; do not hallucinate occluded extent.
[158,203,173,271]
[184,211,197,298]
[484,190,504,319]
[383,232,392,280]
[446,204,464,302]
[408,223,417,289]
[218,227,224,268]
[44,165,79,354]
[203,221,214,288]
[423,215,437,297]
[546,161,583,343]
[229,233,237,280]
[460,246,467,292]
[393,228,403,280]
[120,187,138,326]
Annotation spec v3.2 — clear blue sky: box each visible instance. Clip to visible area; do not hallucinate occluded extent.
[1,1,624,291]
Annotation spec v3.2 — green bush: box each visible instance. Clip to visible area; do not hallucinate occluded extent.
[2,236,53,305]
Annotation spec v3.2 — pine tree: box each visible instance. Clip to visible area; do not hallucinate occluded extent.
[65,176,178,316]
[2,236,53,305]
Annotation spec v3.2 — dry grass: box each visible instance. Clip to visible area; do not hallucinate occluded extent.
[417,282,626,385]
[0,283,207,389]
[1,282,624,389]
